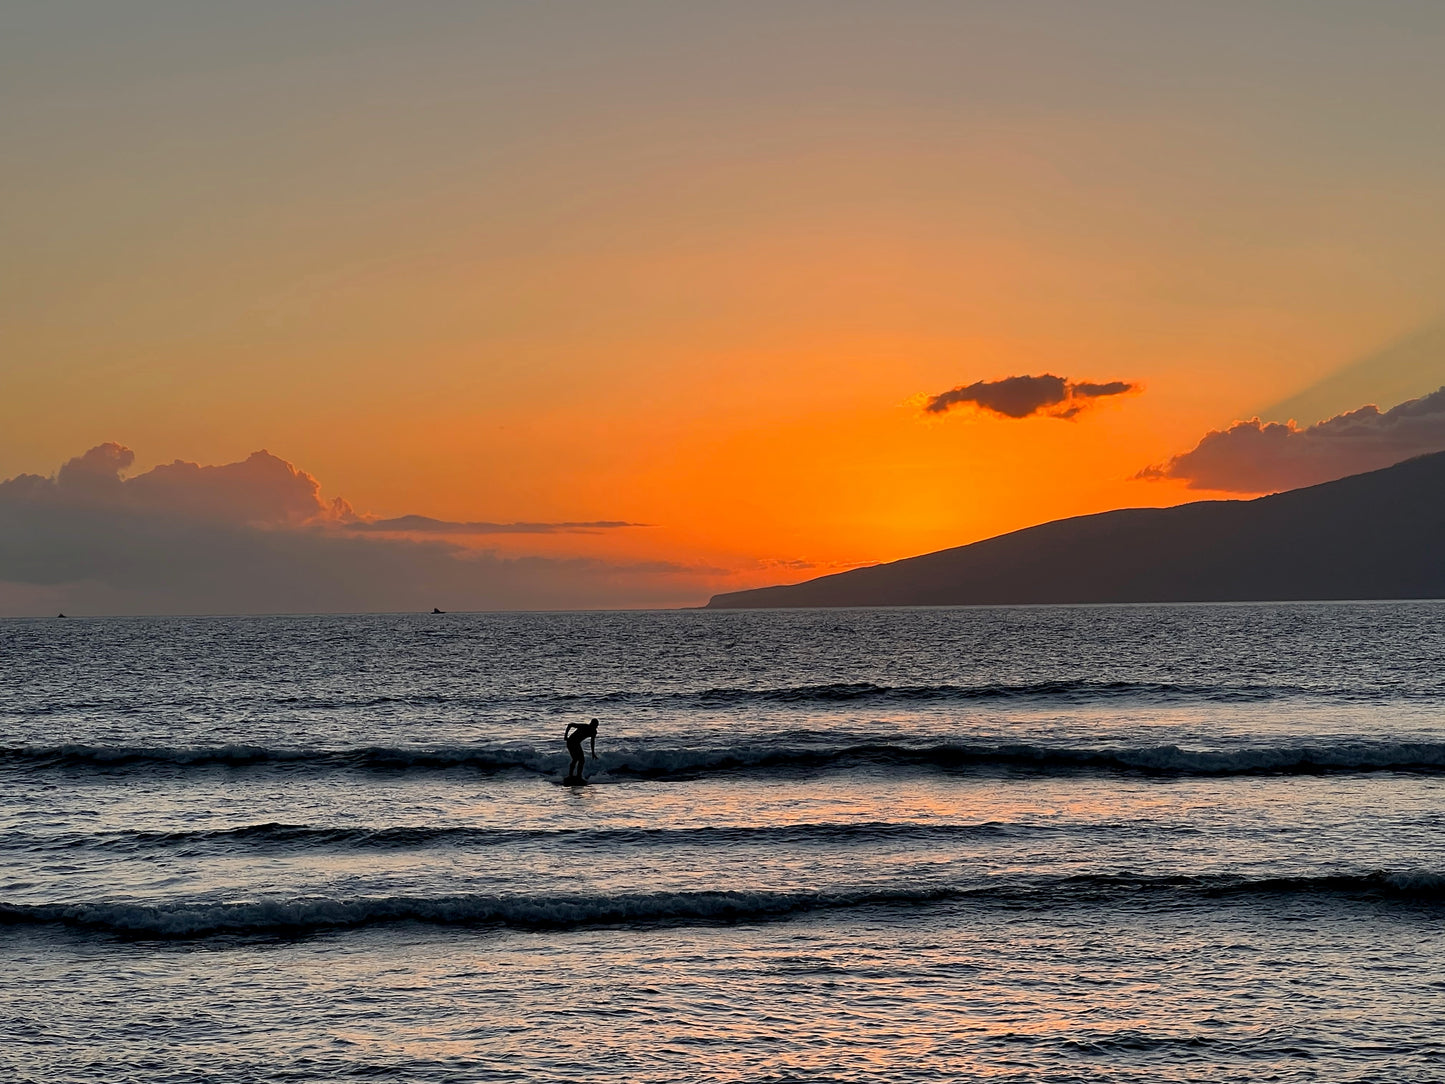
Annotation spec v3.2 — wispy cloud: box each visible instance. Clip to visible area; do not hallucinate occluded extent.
[348,515,647,535]
[757,557,879,573]
[924,374,1138,420]
[1138,386,1445,493]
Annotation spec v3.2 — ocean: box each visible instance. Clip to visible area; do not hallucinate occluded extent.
[3,603,1444,1083]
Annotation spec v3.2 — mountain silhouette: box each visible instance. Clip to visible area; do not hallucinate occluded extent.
[707,451,1445,608]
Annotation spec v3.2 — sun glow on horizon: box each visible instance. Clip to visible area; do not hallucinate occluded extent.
[3,3,1444,612]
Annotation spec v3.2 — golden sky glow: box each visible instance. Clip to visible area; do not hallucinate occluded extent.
[4,2,1445,611]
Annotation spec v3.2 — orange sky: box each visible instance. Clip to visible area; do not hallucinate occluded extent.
[3,3,1445,611]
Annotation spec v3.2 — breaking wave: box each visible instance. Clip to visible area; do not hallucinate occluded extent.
[0,742,545,772]
[620,680,1314,705]
[6,819,1070,855]
[5,871,1441,939]
[8,678,1421,723]
[7,739,1445,778]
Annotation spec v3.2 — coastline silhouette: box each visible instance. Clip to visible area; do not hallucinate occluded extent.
[707,450,1445,608]
[563,718,599,785]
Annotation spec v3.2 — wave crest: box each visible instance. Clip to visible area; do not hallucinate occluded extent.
[13,677,1414,723]
[577,679,1320,706]
[10,819,1031,855]
[4,872,1440,939]
[6,739,1445,778]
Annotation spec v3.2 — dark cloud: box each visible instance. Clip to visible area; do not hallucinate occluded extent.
[1138,386,1445,493]
[349,515,646,535]
[1,443,342,525]
[924,374,1138,420]
[0,445,679,614]
[1070,380,1135,399]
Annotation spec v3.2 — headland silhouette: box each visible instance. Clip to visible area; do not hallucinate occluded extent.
[708,451,1445,608]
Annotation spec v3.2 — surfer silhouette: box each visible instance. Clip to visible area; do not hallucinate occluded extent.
[563,718,599,784]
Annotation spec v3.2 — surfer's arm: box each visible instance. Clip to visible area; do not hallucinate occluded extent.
[590,736,596,759]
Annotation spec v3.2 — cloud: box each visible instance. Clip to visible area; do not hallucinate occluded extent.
[924,374,1138,419]
[349,515,646,535]
[1138,386,1445,493]
[2,443,344,525]
[0,445,648,535]
[0,445,681,614]
[757,557,879,573]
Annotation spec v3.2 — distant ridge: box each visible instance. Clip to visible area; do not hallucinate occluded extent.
[707,451,1445,608]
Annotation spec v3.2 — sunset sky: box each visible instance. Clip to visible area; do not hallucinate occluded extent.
[4,1,1445,613]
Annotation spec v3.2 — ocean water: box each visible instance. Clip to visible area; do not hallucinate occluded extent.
[3,603,1444,1083]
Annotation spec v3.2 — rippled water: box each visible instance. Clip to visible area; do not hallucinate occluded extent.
[4,604,1444,1082]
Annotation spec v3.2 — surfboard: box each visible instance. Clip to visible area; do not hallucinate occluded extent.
[556,776,588,786]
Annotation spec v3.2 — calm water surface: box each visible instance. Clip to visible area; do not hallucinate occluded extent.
[3,604,1444,1082]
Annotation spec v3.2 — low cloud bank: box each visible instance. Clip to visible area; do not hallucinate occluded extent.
[3,443,348,525]
[0,445,679,615]
[925,374,1137,420]
[1,445,645,535]
[1139,386,1445,493]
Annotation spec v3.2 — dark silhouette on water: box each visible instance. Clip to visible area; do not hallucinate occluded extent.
[706,450,1445,608]
[563,718,599,784]
[431,607,446,614]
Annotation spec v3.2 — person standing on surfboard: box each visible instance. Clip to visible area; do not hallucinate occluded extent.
[563,718,599,783]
